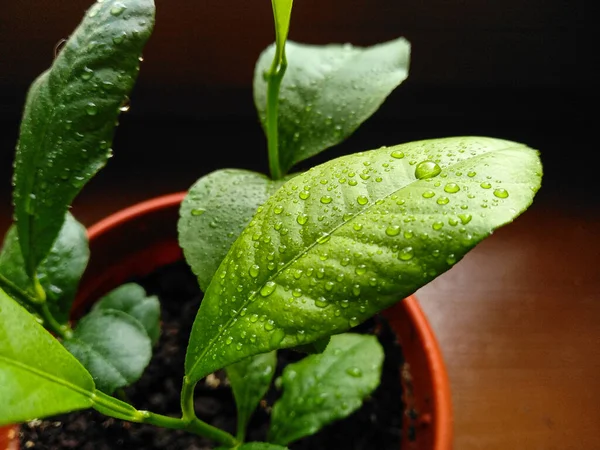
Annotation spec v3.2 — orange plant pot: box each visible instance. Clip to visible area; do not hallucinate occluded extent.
[2,192,453,450]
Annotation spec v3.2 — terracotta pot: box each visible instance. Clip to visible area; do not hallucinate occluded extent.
[2,192,453,450]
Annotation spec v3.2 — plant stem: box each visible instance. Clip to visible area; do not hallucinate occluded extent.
[93,389,239,448]
[39,302,73,339]
[180,376,197,421]
[0,273,42,305]
[265,59,287,181]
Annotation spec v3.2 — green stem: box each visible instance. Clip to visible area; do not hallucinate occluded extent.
[39,302,73,339]
[93,389,238,448]
[0,273,42,305]
[265,59,287,181]
[180,376,197,421]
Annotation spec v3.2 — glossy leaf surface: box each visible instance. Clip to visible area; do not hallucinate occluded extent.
[226,351,277,440]
[92,282,160,344]
[63,309,152,394]
[269,333,383,445]
[254,38,410,174]
[0,288,94,425]
[185,137,542,382]
[13,0,155,275]
[179,169,289,291]
[0,212,89,323]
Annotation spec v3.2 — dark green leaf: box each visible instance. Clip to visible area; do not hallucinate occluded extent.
[13,0,155,275]
[254,38,410,173]
[0,212,89,323]
[92,283,160,344]
[226,351,277,440]
[185,136,542,382]
[216,443,288,450]
[179,169,290,291]
[0,288,94,425]
[63,309,152,394]
[269,333,383,445]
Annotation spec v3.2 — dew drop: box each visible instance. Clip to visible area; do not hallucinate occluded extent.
[422,190,435,199]
[119,96,131,112]
[444,183,460,193]
[391,150,405,159]
[299,190,310,200]
[355,264,367,275]
[110,2,127,16]
[85,102,98,116]
[480,182,492,189]
[446,254,457,265]
[493,188,509,198]
[458,213,472,224]
[385,225,401,236]
[225,336,234,345]
[353,223,363,231]
[399,246,414,261]
[432,221,444,230]
[270,328,285,346]
[249,264,260,278]
[467,171,477,177]
[356,195,368,205]
[348,179,358,186]
[436,196,449,205]
[264,320,275,331]
[415,161,442,180]
[274,205,284,214]
[320,195,333,204]
[81,66,94,80]
[249,314,259,323]
[346,367,363,377]
[191,208,205,216]
[260,281,277,297]
[297,213,308,225]
[349,317,360,327]
[315,297,328,308]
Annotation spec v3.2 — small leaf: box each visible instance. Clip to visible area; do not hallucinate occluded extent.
[63,309,152,394]
[13,0,155,275]
[226,351,277,440]
[216,444,288,450]
[185,137,542,382]
[254,38,410,173]
[0,288,94,425]
[271,0,293,67]
[179,169,290,291]
[0,212,89,323]
[92,283,161,344]
[269,333,383,445]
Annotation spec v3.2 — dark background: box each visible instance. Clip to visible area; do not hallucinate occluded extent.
[0,0,596,223]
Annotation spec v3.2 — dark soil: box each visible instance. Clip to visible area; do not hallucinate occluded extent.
[20,261,404,449]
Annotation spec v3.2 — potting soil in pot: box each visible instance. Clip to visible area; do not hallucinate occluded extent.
[20,261,404,450]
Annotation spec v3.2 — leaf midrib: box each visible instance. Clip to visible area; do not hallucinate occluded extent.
[189,144,527,377]
[0,354,93,399]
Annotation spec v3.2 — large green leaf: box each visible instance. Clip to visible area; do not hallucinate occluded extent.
[13,0,155,276]
[179,169,290,291]
[63,309,152,394]
[92,282,161,344]
[269,333,383,445]
[254,38,410,174]
[226,351,277,440]
[185,136,542,382]
[0,288,94,425]
[0,212,89,323]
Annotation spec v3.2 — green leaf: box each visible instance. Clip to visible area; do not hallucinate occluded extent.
[178,169,290,292]
[185,136,542,382]
[92,283,161,344]
[254,38,410,174]
[291,336,330,355]
[0,288,94,425]
[269,333,383,445]
[63,309,152,394]
[13,0,155,276]
[216,443,288,450]
[0,212,89,323]
[226,351,277,441]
